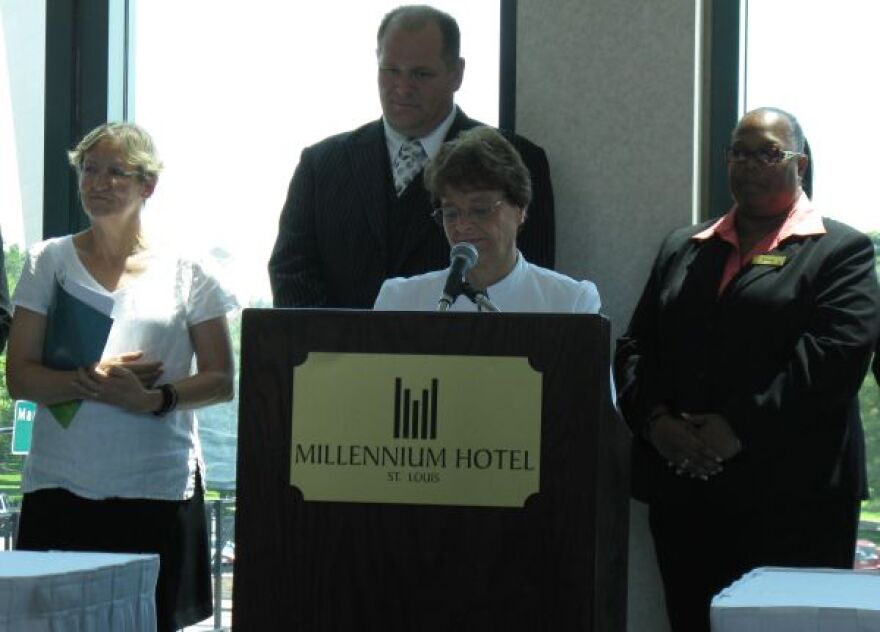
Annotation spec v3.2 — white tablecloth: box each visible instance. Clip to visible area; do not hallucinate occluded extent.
[711,567,880,631]
[0,551,159,632]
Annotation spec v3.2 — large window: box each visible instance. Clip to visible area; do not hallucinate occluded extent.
[131,4,501,626]
[0,0,503,623]
[743,0,880,234]
[0,0,44,250]
[132,0,499,308]
[131,0,501,484]
[0,0,44,549]
[744,0,880,539]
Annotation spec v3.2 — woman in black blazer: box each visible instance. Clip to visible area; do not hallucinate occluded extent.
[615,108,880,632]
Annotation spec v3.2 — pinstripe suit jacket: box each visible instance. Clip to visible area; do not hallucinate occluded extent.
[268,108,555,308]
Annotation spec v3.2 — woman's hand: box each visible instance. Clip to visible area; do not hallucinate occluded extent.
[682,413,742,461]
[73,364,160,414]
[648,413,724,479]
[95,352,163,388]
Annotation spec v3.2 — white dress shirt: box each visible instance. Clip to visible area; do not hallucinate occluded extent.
[383,105,459,164]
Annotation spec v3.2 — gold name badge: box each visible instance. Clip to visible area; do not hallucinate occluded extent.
[752,254,786,267]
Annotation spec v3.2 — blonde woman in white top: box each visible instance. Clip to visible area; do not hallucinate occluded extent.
[7,122,236,632]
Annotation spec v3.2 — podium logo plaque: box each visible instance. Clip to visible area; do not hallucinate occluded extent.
[290,352,542,507]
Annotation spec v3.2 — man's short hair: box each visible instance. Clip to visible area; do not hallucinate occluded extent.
[742,107,806,152]
[377,5,461,67]
[425,126,532,208]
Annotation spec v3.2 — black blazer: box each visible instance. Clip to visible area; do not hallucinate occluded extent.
[615,216,880,507]
[268,108,555,308]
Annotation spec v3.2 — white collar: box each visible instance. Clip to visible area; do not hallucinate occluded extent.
[383,105,458,163]
[481,251,526,298]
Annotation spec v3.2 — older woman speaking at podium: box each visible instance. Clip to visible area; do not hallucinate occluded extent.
[374,126,599,313]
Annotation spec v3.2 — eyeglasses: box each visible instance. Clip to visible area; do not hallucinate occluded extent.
[725,146,804,166]
[431,200,503,227]
[79,162,141,182]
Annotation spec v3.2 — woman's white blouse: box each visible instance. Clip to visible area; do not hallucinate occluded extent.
[12,236,237,500]
[374,252,601,313]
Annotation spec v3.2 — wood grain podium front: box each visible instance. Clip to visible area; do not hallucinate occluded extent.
[233,309,629,631]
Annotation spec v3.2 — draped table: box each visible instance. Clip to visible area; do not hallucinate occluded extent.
[0,551,158,631]
[711,567,880,631]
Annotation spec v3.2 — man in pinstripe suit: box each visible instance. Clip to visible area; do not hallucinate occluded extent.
[269,5,555,308]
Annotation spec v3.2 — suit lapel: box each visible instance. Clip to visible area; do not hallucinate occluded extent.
[346,120,392,255]
[681,238,729,301]
[391,108,481,270]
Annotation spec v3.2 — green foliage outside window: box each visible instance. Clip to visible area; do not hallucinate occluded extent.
[861,233,880,519]
[0,245,26,488]
[860,374,880,515]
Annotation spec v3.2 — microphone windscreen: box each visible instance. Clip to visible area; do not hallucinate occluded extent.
[450,242,478,269]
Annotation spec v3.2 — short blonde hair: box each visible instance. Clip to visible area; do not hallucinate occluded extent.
[68,122,163,181]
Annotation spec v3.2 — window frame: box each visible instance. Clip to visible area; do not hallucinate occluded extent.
[43,0,131,238]
[699,0,741,221]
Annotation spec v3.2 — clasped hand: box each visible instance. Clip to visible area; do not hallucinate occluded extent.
[648,412,742,480]
[72,351,163,413]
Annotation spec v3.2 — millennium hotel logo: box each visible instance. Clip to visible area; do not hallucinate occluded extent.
[289,352,542,507]
[394,377,438,440]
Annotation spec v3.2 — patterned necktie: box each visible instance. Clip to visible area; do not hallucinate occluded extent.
[392,139,428,196]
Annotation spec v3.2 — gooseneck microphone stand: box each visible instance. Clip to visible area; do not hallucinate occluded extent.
[461,283,500,312]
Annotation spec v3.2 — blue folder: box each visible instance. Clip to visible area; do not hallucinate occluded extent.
[42,277,114,427]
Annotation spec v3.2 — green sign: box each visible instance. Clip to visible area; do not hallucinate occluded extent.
[12,400,36,455]
[291,353,542,507]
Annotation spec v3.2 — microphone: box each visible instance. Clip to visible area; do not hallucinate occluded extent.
[437,242,478,311]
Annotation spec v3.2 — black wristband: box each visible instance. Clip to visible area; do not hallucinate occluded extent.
[152,383,178,416]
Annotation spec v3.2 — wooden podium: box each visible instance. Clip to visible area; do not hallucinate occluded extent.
[233,309,629,631]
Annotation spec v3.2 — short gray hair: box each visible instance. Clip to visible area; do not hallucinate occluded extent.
[425,126,532,208]
[377,5,461,67]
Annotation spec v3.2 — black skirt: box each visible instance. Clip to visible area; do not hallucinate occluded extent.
[16,477,212,632]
